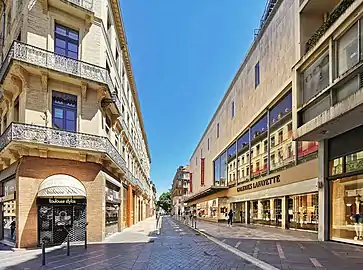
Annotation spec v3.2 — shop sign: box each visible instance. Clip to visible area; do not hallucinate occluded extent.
[0,192,15,203]
[237,175,281,192]
[48,198,77,204]
[201,158,205,185]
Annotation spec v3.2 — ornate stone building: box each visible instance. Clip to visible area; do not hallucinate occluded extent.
[0,0,152,248]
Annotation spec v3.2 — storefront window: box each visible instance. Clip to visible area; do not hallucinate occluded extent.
[346,151,363,173]
[331,175,363,242]
[220,152,227,186]
[330,157,343,176]
[1,178,16,243]
[106,204,119,225]
[288,193,318,231]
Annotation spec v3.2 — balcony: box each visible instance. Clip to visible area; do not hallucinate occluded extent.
[47,0,94,21]
[301,0,354,54]
[0,123,145,191]
[0,41,121,115]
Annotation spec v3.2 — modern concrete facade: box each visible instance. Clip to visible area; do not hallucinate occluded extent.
[186,0,322,233]
[171,165,190,216]
[0,0,153,248]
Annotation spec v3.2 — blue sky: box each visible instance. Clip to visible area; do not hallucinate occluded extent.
[120,1,267,198]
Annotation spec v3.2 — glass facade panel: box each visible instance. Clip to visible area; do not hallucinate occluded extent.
[237,132,250,185]
[288,193,318,231]
[331,175,363,242]
[251,115,267,179]
[269,92,294,172]
[301,51,329,104]
[227,143,237,186]
[337,22,359,77]
[346,151,363,173]
[298,141,319,160]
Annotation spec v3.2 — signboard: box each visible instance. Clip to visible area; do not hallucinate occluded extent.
[0,192,15,203]
[37,198,86,205]
[190,172,193,193]
[201,158,205,186]
[237,175,281,192]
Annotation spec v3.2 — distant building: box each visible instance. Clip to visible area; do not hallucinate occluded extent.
[171,166,190,215]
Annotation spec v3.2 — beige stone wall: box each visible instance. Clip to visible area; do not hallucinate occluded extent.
[190,0,297,195]
[16,157,103,248]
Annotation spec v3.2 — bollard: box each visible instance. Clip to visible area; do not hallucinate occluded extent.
[42,241,46,266]
[67,234,70,256]
[194,219,197,229]
[85,230,87,250]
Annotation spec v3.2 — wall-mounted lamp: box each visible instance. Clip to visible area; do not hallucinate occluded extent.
[318,181,324,189]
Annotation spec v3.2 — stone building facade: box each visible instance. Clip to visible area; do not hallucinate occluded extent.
[0,0,152,248]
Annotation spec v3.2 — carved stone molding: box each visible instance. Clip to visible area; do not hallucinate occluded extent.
[10,75,22,94]
[13,64,29,89]
[81,81,87,101]
[40,0,48,14]
[40,72,48,92]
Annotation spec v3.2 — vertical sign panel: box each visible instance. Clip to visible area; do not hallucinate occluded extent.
[201,158,205,186]
[189,172,193,193]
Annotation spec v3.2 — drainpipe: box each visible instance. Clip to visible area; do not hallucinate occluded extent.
[1,0,6,63]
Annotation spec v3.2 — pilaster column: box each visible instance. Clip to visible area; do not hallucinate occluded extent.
[318,140,329,241]
[127,185,133,227]
[245,201,250,224]
[257,200,263,220]
[270,199,275,221]
[282,196,289,229]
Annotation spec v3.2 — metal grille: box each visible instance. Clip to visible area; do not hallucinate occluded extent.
[38,204,86,245]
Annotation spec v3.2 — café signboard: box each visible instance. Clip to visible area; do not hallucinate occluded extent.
[237,175,281,192]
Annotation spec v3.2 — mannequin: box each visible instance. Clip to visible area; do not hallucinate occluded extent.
[353,196,363,240]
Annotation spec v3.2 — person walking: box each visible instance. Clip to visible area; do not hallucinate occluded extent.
[227,209,233,227]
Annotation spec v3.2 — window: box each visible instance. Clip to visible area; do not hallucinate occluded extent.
[278,130,283,144]
[337,23,359,77]
[287,144,292,158]
[2,113,7,132]
[255,62,260,88]
[14,97,19,122]
[105,116,111,136]
[52,91,77,132]
[208,138,210,150]
[115,132,119,149]
[256,144,260,156]
[264,140,268,152]
[55,24,79,60]
[217,123,219,138]
[231,101,235,118]
[116,49,119,71]
[271,136,275,147]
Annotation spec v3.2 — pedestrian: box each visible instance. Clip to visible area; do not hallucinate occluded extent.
[10,220,16,240]
[227,209,233,227]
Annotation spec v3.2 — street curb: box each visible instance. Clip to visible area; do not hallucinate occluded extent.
[173,218,280,270]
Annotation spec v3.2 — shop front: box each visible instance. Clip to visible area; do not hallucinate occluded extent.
[1,177,16,244]
[37,174,87,245]
[228,159,319,231]
[105,180,121,237]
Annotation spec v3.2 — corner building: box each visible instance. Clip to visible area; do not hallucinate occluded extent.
[186,0,320,233]
[0,0,152,248]
[293,0,363,245]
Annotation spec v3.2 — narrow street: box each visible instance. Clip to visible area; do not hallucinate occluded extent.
[0,216,254,270]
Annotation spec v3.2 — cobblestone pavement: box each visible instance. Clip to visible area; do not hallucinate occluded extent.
[193,219,363,270]
[0,216,255,270]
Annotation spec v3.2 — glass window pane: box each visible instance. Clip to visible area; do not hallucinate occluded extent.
[346,151,363,173]
[55,24,67,35]
[54,108,63,119]
[66,110,75,121]
[55,38,66,49]
[338,23,359,77]
[68,30,79,40]
[55,47,66,56]
[53,118,64,129]
[329,158,343,176]
[331,176,363,241]
[301,51,329,104]
[68,42,78,53]
[66,120,76,132]
[67,51,78,60]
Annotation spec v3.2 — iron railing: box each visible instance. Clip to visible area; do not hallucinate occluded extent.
[0,123,147,191]
[67,0,93,11]
[305,0,355,53]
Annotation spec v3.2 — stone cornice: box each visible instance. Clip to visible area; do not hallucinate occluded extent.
[110,0,151,163]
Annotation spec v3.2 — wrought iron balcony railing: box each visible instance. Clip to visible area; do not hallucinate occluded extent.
[305,0,355,53]
[0,123,146,191]
[68,0,93,11]
[0,41,122,115]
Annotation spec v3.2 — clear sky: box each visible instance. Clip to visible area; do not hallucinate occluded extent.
[120,1,267,198]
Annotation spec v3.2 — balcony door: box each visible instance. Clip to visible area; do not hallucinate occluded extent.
[52,91,77,132]
[55,23,79,60]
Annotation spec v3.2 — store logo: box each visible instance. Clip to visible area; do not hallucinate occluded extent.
[237,175,281,192]
[48,198,77,204]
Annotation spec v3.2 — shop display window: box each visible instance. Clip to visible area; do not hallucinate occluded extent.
[331,175,363,243]
[288,193,318,231]
[106,204,119,225]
